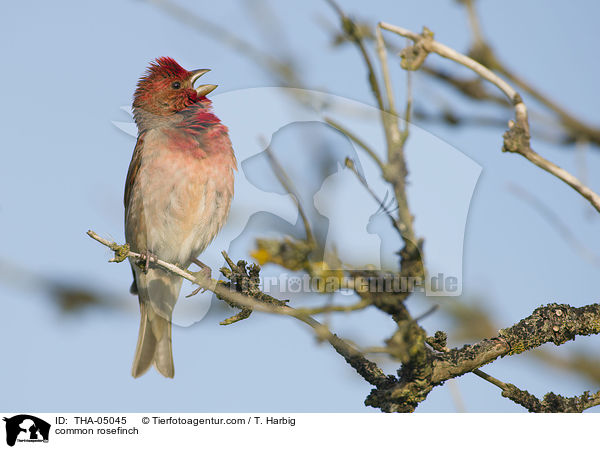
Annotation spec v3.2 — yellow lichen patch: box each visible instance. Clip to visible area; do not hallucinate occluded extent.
[253,237,313,271]
[250,248,271,266]
[109,243,130,263]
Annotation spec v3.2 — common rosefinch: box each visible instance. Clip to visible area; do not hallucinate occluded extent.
[124,57,236,378]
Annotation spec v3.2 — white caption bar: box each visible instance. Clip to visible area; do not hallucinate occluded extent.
[0,413,595,448]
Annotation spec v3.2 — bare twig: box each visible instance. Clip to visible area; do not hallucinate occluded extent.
[471,368,599,413]
[379,23,523,113]
[379,22,600,215]
[259,136,315,246]
[461,0,600,147]
[510,145,600,214]
[324,117,385,171]
[296,298,371,315]
[326,17,419,258]
[472,369,509,391]
[463,0,485,47]
[402,69,412,138]
[146,0,300,87]
[507,183,600,267]
[325,0,385,112]
[375,26,397,118]
[344,158,401,234]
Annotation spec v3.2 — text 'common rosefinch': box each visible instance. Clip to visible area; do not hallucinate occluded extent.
[124,57,236,378]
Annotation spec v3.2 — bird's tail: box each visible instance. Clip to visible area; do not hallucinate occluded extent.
[131,269,182,378]
[132,300,174,378]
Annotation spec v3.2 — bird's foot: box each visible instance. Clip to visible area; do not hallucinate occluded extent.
[186,259,212,298]
[139,250,158,272]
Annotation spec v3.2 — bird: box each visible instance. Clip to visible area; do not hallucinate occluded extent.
[124,57,236,378]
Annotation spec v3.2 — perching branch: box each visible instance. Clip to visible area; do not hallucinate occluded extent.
[86,230,390,388]
[88,229,600,412]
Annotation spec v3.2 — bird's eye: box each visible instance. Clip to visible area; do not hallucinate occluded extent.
[171,81,181,89]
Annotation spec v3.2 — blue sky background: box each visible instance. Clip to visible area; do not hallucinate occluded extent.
[0,0,599,412]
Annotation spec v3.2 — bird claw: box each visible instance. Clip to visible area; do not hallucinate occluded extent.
[186,260,212,298]
[140,250,157,272]
[186,285,206,298]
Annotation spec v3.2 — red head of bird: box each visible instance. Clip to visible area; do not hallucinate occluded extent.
[132,57,217,130]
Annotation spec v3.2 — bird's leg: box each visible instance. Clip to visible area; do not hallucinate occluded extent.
[186,258,212,298]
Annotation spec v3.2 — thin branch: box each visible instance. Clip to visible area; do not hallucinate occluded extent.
[321,6,422,274]
[323,117,385,171]
[146,0,300,87]
[87,230,390,387]
[344,158,401,234]
[511,145,600,213]
[379,22,600,215]
[88,231,270,312]
[325,0,385,112]
[421,65,507,105]
[507,183,600,267]
[259,136,315,246]
[413,107,564,143]
[502,385,600,413]
[471,369,600,413]
[461,0,600,147]
[463,0,485,47]
[296,298,371,315]
[414,304,439,322]
[472,369,509,391]
[402,69,412,138]
[379,23,521,110]
[375,26,397,117]
[324,14,599,148]
[374,24,403,152]
[502,66,600,146]
[416,66,592,146]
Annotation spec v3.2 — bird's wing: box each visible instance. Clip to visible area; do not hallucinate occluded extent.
[124,132,147,295]
[124,132,145,211]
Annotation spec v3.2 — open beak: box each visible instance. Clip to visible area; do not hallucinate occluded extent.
[190,69,218,97]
